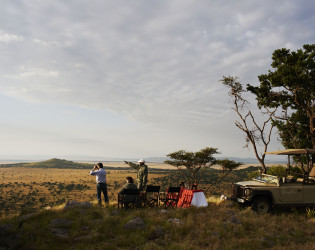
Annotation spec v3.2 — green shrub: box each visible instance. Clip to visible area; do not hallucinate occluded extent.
[267,165,286,177]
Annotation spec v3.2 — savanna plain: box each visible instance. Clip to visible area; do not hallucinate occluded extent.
[0,161,315,250]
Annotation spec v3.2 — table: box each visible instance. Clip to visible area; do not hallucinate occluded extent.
[177,189,208,208]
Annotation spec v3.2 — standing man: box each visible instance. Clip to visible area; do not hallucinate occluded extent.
[90,163,109,206]
[124,159,148,191]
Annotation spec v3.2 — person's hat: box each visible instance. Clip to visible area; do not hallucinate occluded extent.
[138,159,145,163]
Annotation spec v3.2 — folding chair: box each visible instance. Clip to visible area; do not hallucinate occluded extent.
[143,185,160,207]
[117,189,140,209]
[160,187,181,208]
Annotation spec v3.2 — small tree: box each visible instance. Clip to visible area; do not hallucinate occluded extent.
[165,147,219,186]
[204,159,242,193]
[220,76,276,173]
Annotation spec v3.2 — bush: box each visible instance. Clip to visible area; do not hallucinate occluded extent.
[267,165,286,177]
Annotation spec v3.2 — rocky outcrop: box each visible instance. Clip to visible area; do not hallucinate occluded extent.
[0,224,22,249]
[167,218,183,225]
[49,218,73,239]
[64,200,92,209]
[124,217,146,230]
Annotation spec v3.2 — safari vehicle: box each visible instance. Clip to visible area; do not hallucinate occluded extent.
[231,149,315,214]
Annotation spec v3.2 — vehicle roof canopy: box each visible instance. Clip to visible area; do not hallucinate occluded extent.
[266,149,315,155]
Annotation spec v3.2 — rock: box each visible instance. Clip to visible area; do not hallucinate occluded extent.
[148,227,165,240]
[74,234,94,241]
[124,217,146,230]
[210,231,220,239]
[50,228,71,239]
[229,216,241,225]
[159,209,170,214]
[110,210,120,216]
[79,201,93,208]
[3,234,22,249]
[65,200,80,208]
[0,225,22,249]
[17,213,39,228]
[261,236,275,248]
[93,219,104,224]
[64,200,92,209]
[226,210,235,216]
[0,224,15,236]
[81,226,90,231]
[17,213,38,223]
[50,219,73,228]
[167,218,183,225]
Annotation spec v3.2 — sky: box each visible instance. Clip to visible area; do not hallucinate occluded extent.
[0,0,314,161]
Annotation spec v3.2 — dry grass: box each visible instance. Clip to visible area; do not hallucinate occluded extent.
[1,199,314,249]
[0,167,167,216]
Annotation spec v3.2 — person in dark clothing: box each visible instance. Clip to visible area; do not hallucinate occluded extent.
[118,176,138,203]
[124,159,148,191]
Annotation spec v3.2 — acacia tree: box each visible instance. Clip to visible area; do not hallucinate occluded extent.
[204,159,242,193]
[247,44,315,150]
[165,147,218,186]
[165,147,240,187]
[221,76,276,173]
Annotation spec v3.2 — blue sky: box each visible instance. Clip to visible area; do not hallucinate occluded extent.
[0,0,314,160]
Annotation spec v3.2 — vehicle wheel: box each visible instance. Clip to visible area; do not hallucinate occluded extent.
[252,197,271,214]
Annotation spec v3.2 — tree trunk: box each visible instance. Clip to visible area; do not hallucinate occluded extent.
[310,109,315,148]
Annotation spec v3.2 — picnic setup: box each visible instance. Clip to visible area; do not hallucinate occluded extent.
[117,184,208,209]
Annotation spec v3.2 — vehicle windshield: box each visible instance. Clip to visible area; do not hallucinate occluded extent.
[253,174,278,184]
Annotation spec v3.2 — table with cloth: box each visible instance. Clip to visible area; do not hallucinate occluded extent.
[177,189,208,208]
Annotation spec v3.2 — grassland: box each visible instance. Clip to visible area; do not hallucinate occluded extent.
[0,164,169,217]
[1,197,314,249]
[0,159,260,217]
[1,160,315,249]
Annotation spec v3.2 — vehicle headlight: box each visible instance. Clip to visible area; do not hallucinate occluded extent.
[244,188,252,196]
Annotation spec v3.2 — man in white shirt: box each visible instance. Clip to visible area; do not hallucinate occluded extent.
[90,163,109,206]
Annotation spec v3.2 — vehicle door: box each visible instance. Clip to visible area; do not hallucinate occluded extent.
[303,183,315,204]
[279,183,303,203]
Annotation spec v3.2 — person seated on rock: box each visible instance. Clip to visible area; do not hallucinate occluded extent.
[118,176,138,203]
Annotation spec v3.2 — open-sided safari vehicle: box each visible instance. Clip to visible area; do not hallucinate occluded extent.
[231,149,315,214]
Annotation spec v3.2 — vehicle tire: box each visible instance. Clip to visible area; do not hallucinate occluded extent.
[252,197,271,214]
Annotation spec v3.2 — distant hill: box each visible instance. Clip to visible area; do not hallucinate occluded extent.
[0,158,134,170]
[0,158,93,169]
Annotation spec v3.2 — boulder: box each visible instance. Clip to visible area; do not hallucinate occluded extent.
[0,224,22,249]
[261,236,275,248]
[74,234,94,241]
[229,216,241,225]
[50,228,71,239]
[64,200,92,209]
[159,209,170,214]
[124,217,146,230]
[17,213,38,228]
[50,218,73,228]
[167,218,183,225]
[93,219,104,224]
[110,210,120,216]
[0,224,15,236]
[148,226,165,240]
[226,210,235,216]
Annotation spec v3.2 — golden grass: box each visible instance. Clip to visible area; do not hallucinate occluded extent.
[0,167,167,216]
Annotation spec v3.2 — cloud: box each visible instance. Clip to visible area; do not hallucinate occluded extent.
[0,31,24,43]
[4,67,59,79]
[0,0,314,129]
